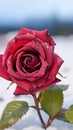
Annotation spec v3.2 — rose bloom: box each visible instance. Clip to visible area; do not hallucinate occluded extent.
[0,27,63,95]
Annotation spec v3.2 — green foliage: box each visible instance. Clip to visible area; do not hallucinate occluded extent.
[40,86,63,117]
[65,105,73,123]
[51,84,69,91]
[57,114,67,122]
[57,108,68,122]
[0,101,29,130]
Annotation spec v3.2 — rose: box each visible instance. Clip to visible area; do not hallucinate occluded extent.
[0,27,63,95]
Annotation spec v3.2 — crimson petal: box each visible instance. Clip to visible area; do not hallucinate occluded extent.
[17,27,55,46]
[14,78,60,95]
[31,78,61,93]
[3,34,35,68]
[35,29,55,46]
[14,85,30,95]
[0,55,11,80]
[49,54,64,79]
[16,27,33,36]
[11,76,33,92]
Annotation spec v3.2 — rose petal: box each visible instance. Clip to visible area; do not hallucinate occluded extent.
[16,53,48,81]
[13,42,48,81]
[49,54,64,79]
[33,54,63,89]
[11,77,32,92]
[31,78,61,93]
[0,55,11,80]
[7,55,22,80]
[17,27,55,46]
[16,27,33,36]
[14,85,30,95]
[42,42,54,67]
[14,78,60,95]
[11,34,35,54]
[27,40,45,60]
[3,34,35,67]
[34,29,55,46]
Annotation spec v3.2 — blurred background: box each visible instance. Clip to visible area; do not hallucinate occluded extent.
[0,0,73,35]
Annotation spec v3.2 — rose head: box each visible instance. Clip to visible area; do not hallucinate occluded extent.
[0,27,63,95]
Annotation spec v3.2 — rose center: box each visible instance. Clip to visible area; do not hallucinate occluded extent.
[20,52,41,73]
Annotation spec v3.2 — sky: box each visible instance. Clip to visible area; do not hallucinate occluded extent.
[0,0,73,25]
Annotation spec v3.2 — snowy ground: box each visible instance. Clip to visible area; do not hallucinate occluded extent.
[0,32,73,130]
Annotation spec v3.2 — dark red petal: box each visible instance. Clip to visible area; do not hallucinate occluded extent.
[0,55,11,80]
[33,54,63,89]
[14,45,48,81]
[14,78,60,95]
[26,40,45,60]
[3,34,35,68]
[25,56,48,81]
[35,29,55,46]
[49,54,64,79]
[14,85,30,95]
[16,27,33,36]
[31,78,61,93]
[7,55,22,79]
[42,42,54,67]
[17,27,55,46]
[11,76,32,92]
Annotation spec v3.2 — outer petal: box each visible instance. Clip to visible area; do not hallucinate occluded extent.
[31,78,61,93]
[14,85,30,95]
[3,34,35,67]
[17,27,55,46]
[16,27,33,36]
[0,55,11,80]
[34,29,56,46]
[33,54,63,89]
[49,54,64,79]
[14,78,60,95]
[41,42,54,67]
[11,76,33,92]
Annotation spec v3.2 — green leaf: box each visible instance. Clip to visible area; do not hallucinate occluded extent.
[65,105,73,123]
[52,84,69,91]
[57,108,68,123]
[40,86,63,117]
[0,101,29,130]
[57,114,67,122]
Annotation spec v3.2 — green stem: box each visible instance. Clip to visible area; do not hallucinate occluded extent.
[32,93,66,129]
[32,93,46,128]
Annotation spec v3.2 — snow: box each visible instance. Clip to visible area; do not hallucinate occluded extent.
[0,33,73,130]
[22,126,58,130]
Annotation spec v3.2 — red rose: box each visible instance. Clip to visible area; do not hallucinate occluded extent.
[0,27,63,95]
